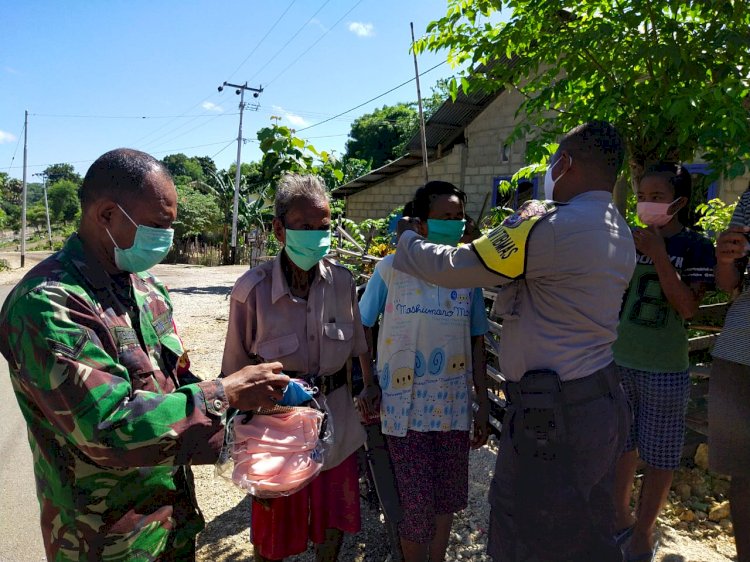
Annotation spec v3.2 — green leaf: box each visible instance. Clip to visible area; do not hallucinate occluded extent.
[418,0,750,181]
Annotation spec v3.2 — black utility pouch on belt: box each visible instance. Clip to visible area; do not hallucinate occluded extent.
[509,369,567,461]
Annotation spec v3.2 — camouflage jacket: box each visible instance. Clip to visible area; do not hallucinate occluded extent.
[0,234,229,561]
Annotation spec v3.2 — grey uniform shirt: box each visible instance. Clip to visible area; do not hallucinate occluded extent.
[393,191,636,382]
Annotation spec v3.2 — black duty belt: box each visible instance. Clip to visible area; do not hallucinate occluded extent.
[504,363,620,407]
[286,366,348,395]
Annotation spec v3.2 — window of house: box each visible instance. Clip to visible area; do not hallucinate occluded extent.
[683,163,717,227]
[500,143,511,163]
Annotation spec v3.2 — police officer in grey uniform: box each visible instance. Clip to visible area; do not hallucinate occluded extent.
[394,121,635,561]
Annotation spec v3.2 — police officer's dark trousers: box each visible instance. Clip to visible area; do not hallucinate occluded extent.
[487,363,630,562]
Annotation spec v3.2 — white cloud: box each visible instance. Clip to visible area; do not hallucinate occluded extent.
[309,18,328,32]
[348,22,374,37]
[272,105,309,127]
[4,66,18,75]
[0,130,17,144]
[202,101,223,112]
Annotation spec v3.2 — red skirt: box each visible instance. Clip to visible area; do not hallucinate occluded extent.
[250,453,361,559]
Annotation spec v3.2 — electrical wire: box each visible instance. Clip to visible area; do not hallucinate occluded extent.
[303,132,349,139]
[211,139,239,160]
[248,0,332,83]
[29,112,238,120]
[5,139,236,171]
[263,0,365,87]
[128,95,225,147]
[140,112,226,151]
[4,120,24,173]
[294,60,447,133]
[128,2,305,150]
[224,0,298,82]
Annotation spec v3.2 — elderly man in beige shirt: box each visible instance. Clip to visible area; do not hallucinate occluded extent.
[222,174,368,562]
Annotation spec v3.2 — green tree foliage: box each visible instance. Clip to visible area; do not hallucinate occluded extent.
[26,183,45,206]
[695,198,738,241]
[228,161,263,191]
[198,170,254,264]
[345,103,419,169]
[0,173,23,205]
[423,77,453,119]
[256,124,320,189]
[1,202,20,231]
[26,204,49,231]
[320,156,371,192]
[161,153,205,182]
[173,183,222,240]
[339,79,453,178]
[43,163,82,186]
[417,0,750,179]
[47,180,81,225]
[0,174,23,230]
[255,122,361,193]
[194,155,218,179]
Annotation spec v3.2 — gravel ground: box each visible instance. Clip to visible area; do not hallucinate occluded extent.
[0,256,737,561]
[156,262,738,562]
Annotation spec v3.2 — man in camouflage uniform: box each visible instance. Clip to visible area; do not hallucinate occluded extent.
[0,149,289,561]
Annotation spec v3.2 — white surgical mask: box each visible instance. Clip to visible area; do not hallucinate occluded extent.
[543,155,572,201]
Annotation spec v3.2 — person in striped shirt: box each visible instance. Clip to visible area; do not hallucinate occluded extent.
[709,184,750,562]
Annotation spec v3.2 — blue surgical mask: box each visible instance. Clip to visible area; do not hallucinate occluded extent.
[284,228,331,271]
[278,379,315,406]
[106,205,174,273]
[426,219,466,246]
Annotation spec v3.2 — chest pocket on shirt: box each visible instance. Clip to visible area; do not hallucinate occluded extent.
[320,322,354,373]
[257,333,300,364]
[113,326,176,394]
[156,334,185,391]
[113,327,158,392]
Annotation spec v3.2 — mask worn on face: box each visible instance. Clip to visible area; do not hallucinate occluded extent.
[284,228,331,271]
[543,155,572,201]
[426,218,466,246]
[106,205,174,273]
[637,199,681,227]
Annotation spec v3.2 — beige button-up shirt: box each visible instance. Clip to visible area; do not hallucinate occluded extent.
[222,254,367,469]
[393,191,636,382]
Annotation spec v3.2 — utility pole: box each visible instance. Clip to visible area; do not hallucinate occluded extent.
[218,81,263,264]
[33,171,53,249]
[20,110,28,268]
[411,22,429,185]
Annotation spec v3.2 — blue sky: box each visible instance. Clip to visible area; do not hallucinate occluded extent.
[0,1,481,180]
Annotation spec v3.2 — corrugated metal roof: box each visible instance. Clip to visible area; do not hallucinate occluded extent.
[405,87,503,155]
[332,154,424,197]
[333,59,511,198]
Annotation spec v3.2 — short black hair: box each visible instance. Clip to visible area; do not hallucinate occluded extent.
[411,180,467,221]
[79,148,171,209]
[642,161,692,225]
[559,121,625,183]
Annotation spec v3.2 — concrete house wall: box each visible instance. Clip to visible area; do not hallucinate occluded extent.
[346,88,528,222]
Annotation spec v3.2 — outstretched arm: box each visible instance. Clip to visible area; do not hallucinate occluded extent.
[393,231,509,288]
